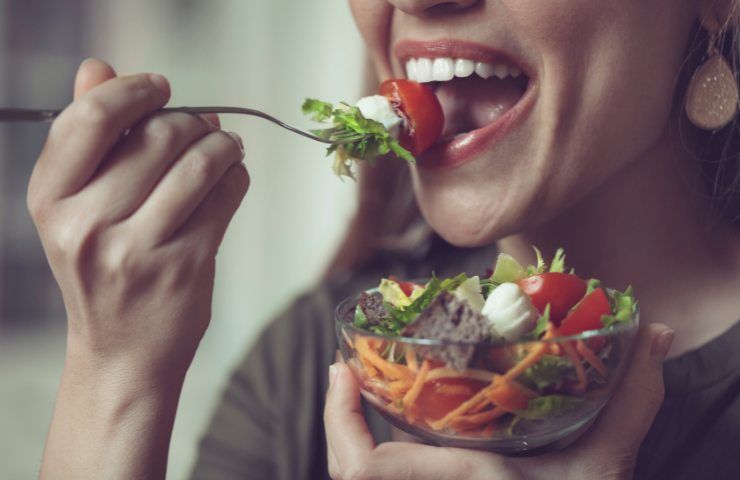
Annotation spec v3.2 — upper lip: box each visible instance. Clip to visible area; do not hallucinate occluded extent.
[393,39,533,79]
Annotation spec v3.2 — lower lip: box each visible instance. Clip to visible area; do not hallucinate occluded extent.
[417,81,538,170]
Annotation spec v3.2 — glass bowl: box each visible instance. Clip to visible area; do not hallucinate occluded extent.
[334,289,639,455]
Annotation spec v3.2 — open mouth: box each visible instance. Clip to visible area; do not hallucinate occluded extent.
[405,57,529,140]
[396,41,536,169]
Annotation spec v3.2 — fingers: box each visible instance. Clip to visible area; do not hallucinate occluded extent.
[77,112,214,222]
[324,363,376,475]
[74,58,117,99]
[35,70,171,201]
[128,130,246,245]
[169,160,249,249]
[582,323,674,455]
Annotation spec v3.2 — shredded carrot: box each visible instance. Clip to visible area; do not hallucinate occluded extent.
[424,367,493,383]
[403,360,430,410]
[468,397,492,414]
[450,406,507,430]
[481,423,496,436]
[355,336,412,382]
[542,326,562,355]
[428,385,494,430]
[405,347,419,373]
[561,340,587,394]
[502,342,548,381]
[577,340,608,377]
[389,379,411,397]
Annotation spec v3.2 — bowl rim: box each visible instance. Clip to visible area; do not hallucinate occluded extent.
[334,286,640,347]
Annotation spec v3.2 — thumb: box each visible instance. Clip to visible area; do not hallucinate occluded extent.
[584,322,674,455]
[74,58,117,100]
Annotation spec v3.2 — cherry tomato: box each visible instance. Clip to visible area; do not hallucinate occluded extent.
[558,288,612,337]
[415,378,487,421]
[388,275,421,297]
[380,79,444,155]
[518,273,587,325]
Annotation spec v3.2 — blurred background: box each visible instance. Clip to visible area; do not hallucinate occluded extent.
[0,1,363,478]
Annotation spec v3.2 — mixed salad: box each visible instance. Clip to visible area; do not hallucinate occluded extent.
[344,249,637,437]
[302,79,444,178]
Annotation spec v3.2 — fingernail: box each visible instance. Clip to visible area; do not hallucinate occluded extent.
[227,131,245,157]
[651,329,675,363]
[148,74,170,96]
[329,364,338,387]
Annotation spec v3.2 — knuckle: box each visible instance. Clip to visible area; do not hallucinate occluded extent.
[214,131,244,160]
[74,96,113,130]
[142,116,180,150]
[186,149,218,184]
[100,239,139,277]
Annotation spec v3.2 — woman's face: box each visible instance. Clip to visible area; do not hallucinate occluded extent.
[350,0,699,246]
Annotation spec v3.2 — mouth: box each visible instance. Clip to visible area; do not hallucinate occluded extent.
[395,40,537,169]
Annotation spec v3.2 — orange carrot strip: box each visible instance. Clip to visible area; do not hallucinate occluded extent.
[561,340,587,394]
[424,367,493,383]
[406,347,419,373]
[577,340,608,377]
[403,360,430,410]
[428,385,494,430]
[451,406,508,430]
[468,397,492,414]
[502,342,548,381]
[355,336,412,381]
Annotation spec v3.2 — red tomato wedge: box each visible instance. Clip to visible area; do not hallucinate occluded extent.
[518,273,587,325]
[415,378,487,421]
[388,275,420,297]
[380,79,444,155]
[558,288,612,337]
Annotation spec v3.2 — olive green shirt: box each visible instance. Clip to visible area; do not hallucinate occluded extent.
[190,239,740,480]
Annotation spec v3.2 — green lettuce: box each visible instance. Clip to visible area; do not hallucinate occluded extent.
[549,248,566,273]
[602,286,637,327]
[490,254,526,284]
[302,99,414,179]
[521,354,573,390]
[516,395,583,420]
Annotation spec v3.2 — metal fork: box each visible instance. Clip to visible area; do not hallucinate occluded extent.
[0,107,360,145]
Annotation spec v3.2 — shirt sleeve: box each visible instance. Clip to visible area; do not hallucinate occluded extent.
[189,288,339,480]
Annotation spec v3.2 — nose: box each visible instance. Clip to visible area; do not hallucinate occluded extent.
[386,0,480,15]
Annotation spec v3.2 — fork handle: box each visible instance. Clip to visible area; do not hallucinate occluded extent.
[0,107,337,145]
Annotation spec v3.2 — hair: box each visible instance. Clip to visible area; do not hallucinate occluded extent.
[328,10,740,276]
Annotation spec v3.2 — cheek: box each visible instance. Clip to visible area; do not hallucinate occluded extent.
[509,0,695,205]
[348,0,394,79]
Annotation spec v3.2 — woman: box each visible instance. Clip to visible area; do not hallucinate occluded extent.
[29,0,739,479]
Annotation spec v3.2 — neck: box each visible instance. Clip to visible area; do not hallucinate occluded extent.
[498,131,740,357]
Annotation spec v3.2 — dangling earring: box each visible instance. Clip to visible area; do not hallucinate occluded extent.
[685,32,739,130]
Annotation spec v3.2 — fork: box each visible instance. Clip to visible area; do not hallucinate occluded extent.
[0,107,360,145]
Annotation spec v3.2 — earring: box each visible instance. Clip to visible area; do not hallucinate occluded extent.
[685,32,739,130]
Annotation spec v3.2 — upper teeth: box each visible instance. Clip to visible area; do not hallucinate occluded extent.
[405,57,521,82]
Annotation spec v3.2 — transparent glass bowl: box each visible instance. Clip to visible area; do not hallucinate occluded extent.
[334,290,639,455]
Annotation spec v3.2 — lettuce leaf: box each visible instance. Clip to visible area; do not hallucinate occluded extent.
[523,304,550,340]
[490,254,526,284]
[302,99,415,179]
[515,395,583,420]
[602,286,637,327]
[549,248,566,273]
[354,305,369,328]
[521,354,573,390]
[585,278,601,295]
